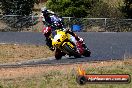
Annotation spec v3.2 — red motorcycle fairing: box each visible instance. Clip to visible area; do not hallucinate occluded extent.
[76,41,84,54]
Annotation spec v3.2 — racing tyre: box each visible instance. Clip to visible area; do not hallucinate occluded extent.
[83,49,91,57]
[82,44,91,57]
[74,53,81,58]
[63,44,81,58]
[55,49,63,60]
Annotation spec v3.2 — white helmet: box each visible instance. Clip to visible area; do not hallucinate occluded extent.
[41,7,47,12]
[41,7,55,16]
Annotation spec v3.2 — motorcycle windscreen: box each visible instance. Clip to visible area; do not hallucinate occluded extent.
[51,31,57,38]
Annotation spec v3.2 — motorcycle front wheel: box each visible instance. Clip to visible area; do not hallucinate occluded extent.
[55,48,65,60]
[55,49,62,60]
[63,43,81,58]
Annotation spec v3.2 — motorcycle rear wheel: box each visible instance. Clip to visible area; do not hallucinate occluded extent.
[82,44,91,57]
[83,49,91,57]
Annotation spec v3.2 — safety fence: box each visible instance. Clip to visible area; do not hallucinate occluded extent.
[0,15,132,32]
[63,17,132,32]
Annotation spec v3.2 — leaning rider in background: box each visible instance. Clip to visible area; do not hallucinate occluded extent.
[41,7,83,51]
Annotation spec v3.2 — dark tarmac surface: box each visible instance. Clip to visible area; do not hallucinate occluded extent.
[0,32,132,66]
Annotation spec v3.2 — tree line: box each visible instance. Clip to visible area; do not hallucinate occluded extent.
[0,0,132,18]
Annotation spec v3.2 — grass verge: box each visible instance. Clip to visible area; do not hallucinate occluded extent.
[0,58,132,88]
[0,44,54,63]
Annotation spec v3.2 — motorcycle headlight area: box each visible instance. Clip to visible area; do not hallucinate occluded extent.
[53,34,62,42]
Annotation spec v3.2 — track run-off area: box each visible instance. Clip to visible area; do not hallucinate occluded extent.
[0,32,132,67]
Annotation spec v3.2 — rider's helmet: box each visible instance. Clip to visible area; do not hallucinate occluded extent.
[41,7,49,17]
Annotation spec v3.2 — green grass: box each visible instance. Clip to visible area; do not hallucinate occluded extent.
[0,62,131,88]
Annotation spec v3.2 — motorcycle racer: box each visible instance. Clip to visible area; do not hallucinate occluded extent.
[41,7,84,51]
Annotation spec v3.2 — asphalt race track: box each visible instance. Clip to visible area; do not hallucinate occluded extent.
[0,32,132,66]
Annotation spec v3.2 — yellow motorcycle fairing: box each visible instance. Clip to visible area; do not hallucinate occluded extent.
[62,42,74,48]
[50,30,74,50]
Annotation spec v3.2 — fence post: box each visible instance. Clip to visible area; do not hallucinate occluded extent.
[31,15,33,31]
[68,17,71,29]
[105,18,107,31]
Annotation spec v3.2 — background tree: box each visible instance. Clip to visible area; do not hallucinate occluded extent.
[91,1,123,18]
[0,0,39,32]
[46,0,123,18]
[0,2,1,8]
[46,0,100,18]
[122,0,132,18]
[1,0,35,15]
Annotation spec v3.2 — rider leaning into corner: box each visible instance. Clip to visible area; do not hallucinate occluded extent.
[40,7,84,51]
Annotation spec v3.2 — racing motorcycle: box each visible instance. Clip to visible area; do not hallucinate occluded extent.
[50,29,91,60]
